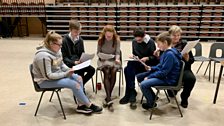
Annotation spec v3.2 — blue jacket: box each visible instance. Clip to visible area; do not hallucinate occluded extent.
[148,48,182,85]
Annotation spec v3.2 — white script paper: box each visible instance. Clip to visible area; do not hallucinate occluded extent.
[72,60,91,71]
[181,39,200,55]
[98,53,115,60]
[80,53,95,62]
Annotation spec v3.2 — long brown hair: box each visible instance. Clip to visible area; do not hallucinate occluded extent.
[98,25,120,48]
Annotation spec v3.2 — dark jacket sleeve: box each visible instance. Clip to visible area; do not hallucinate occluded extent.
[132,40,138,56]
[79,38,85,53]
[147,39,158,66]
[61,40,74,68]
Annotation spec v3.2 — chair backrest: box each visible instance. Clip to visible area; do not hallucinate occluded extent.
[194,42,202,57]
[174,60,185,90]
[29,64,42,92]
[209,42,224,58]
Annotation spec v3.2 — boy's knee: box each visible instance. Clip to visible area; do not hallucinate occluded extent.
[140,82,146,89]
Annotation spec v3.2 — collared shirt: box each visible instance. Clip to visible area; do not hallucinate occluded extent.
[143,34,151,44]
[68,32,79,45]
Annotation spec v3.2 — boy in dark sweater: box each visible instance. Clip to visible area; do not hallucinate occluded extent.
[61,20,95,88]
[119,27,159,109]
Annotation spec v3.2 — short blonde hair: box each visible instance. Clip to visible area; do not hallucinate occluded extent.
[43,31,62,49]
[168,25,182,35]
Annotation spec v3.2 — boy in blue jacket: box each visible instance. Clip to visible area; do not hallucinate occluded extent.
[136,32,182,109]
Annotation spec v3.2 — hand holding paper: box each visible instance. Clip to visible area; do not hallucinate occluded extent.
[181,39,200,55]
[72,60,91,71]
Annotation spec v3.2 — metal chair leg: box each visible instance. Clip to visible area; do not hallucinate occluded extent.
[121,68,124,85]
[209,60,211,81]
[172,90,183,117]
[196,61,204,74]
[100,71,104,81]
[91,78,95,92]
[73,96,77,104]
[95,69,98,94]
[49,91,54,102]
[150,90,159,120]
[213,62,216,83]
[140,94,144,104]
[204,61,210,76]
[164,90,170,102]
[118,70,121,96]
[56,91,66,120]
[35,91,45,116]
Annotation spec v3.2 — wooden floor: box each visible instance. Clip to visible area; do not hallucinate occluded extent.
[0,37,223,126]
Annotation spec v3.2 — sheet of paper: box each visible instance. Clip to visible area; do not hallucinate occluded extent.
[98,53,115,60]
[181,39,200,55]
[124,58,139,61]
[72,60,91,71]
[126,55,148,68]
[80,53,95,62]
[137,58,148,68]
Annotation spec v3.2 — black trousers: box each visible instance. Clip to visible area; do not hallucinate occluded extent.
[168,70,196,102]
[124,61,146,89]
[74,65,95,85]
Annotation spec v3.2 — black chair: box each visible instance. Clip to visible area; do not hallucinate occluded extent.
[193,42,210,74]
[95,51,124,96]
[204,43,224,83]
[149,61,185,120]
[29,64,66,119]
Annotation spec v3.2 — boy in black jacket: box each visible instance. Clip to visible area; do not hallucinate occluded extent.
[119,27,159,109]
[61,20,95,87]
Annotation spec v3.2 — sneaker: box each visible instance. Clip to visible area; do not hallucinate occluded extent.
[119,95,130,104]
[142,103,157,110]
[130,102,137,110]
[76,105,92,114]
[181,100,188,108]
[89,104,103,113]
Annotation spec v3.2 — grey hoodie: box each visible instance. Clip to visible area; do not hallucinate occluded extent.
[32,47,70,84]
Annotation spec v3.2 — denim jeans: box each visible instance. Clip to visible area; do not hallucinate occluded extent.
[139,78,168,105]
[39,74,90,105]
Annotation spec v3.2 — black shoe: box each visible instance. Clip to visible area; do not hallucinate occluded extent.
[129,89,137,103]
[142,103,157,110]
[89,104,103,113]
[76,105,92,114]
[130,102,137,110]
[181,100,188,108]
[119,95,130,104]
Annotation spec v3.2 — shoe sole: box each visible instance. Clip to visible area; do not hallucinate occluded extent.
[76,109,93,114]
[92,108,103,114]
[130,102,137,110]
